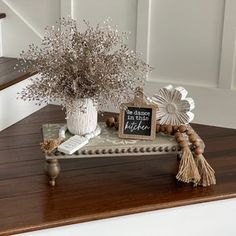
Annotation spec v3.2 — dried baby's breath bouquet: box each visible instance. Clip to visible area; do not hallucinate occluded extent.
[18,18,151,113]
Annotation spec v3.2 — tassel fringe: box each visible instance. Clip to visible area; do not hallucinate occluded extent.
[194,154,216,187]
[176,147,201,185]
[41,138,61,155]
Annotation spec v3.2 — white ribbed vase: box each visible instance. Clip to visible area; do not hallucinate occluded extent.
[66,98,97,135]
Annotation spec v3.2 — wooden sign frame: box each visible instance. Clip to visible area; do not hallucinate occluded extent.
[118,87,157,140]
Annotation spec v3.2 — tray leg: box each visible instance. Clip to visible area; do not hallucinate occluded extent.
[45,159,60,186]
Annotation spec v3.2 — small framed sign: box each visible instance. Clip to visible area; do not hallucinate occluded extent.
[119,87,157,140]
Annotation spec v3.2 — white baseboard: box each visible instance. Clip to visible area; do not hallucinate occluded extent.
[0,74,45,132]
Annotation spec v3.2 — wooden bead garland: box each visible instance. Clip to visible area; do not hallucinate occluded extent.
[114,122,119,130]
[106,117,115,128]
[105,117,203,156]
[106,116,216,187]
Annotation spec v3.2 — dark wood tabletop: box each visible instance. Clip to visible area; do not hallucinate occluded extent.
[0,57,37,91]
[0,105,236,235]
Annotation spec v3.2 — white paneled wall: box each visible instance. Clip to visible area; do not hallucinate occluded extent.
[0,0,60,57]
[62,0,236,128]
[136,0,236,128]
[61,0,137,50]
[5,0,60,36]
[148,0,224,87]
[1,0,236,128]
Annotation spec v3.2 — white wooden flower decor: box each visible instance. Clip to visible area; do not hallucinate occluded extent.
[152,85,195,125]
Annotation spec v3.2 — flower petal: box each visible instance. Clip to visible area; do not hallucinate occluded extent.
[175,87,188,99]
[170,88,182,103]
[177,112,191,124]
[185,97,195,111]
[186,111,194,123]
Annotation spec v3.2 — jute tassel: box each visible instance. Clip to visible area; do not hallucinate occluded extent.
[176,147,201,185]
[194,154,216,187]
[41,138,61,155]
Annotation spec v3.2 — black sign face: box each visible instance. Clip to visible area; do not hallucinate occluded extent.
[122,106,153,136]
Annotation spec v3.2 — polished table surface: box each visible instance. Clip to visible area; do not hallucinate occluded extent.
[0,105,236,235]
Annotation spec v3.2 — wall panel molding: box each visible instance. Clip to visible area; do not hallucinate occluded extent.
[136,0,236,128]
[60,0,76,19]
[136,0,151,63]
[219,0,236,89]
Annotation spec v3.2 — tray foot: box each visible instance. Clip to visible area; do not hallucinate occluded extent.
[45,159,60,186]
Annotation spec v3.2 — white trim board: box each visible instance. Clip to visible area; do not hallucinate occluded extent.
[0,75,45,132]
[219,0,236,89]
[136,0,151,63]
[60,0,73,18]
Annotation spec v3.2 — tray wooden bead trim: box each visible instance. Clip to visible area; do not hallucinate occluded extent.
[42,122,204,160]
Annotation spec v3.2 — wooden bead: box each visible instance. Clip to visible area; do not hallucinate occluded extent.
[152,147,158,152]
[189,134,197,143]
[114,115,119,122]
[160,125,166,133]
[195,147,204,155]
[156,124,160,133]
[164,125,169,134]
[164,146,169,152]
[140,147,145,152]
[179,125,187,133]
[193,141,201,148]
[114,122,119,130]
[186,129,193,135]
[173,125,179,132]
[106,117,115,128]
[166,125,173,134]
[179,141,189,148]
[172,146,177,151]
[174,132,182,139]
[128,148,132,153]
[176,136,185,143]
[102,149,107,154]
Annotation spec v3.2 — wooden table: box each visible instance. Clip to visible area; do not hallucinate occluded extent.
[0,105,236,235]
